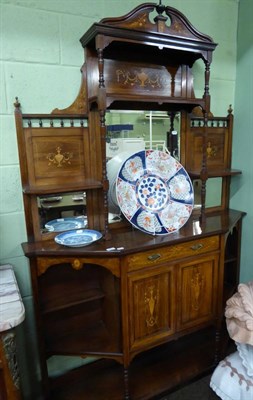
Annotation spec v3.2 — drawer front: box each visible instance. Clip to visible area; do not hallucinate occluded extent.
[126,236,220,272]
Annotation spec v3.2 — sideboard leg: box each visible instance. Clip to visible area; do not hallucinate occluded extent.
[123,367,131,400]
[214,327,222,365]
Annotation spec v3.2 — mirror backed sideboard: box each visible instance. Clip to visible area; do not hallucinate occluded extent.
[15,2,244,399]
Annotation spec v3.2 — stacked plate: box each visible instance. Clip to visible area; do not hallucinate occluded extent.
[46,216,102,248]
[45,216,87,232]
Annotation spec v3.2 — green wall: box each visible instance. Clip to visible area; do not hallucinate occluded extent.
[0,0,242,398]
[230,0,253,283]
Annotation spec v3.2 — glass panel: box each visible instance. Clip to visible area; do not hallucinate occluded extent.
[105,110,180,159]
[38,192,87,232]
[193,178,222,209]
[106,110,223,217]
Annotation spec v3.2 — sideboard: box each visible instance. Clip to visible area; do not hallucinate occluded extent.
[20,209,244,399]
[14,2,244,399]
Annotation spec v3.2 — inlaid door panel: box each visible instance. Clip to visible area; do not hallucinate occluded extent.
[24,126,90,190]
[128,265,175,352]
[177,254,219,331]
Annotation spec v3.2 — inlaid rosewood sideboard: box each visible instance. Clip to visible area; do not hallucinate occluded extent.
[14,3,244,399]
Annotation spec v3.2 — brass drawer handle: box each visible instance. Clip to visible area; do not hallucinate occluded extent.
[190,243,204,251]
[148,253,161,261]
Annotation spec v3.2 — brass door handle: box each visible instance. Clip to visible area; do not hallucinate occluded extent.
[148,253,161,261]
[190,243,203,251]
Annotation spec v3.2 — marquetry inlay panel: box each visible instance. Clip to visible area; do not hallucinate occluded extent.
[177,255,219,330]
[184,115,232,172]
[104,60,187,98]
[23,126,89,189]
[128,266,175,351]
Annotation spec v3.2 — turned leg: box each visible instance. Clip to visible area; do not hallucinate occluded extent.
[123,367,131,400]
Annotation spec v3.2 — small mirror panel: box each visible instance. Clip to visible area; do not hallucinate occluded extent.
[38,192,87,233]
[193,178,222,209]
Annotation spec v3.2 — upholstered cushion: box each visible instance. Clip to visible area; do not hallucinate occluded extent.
[210,346,253,400]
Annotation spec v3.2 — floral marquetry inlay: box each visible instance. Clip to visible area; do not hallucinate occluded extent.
[126,13,148,29]
[191,268,204,311]
[116,69,162,89]
[206,141,218,159]
[145,284,160,327]
[46,146,73,168]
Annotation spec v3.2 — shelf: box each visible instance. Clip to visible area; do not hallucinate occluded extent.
[81,6,217,66]
[23,181,103,195]
[41,289,105,315]
[22,113,88,120]
[49,327,219,400]
[45,320,122,358]
[104,97,206,113]
[224,256,237,264]
[189,169,242,179]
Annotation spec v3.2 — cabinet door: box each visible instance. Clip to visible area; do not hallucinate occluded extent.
[128,265,175,353]
[177,254,219,331]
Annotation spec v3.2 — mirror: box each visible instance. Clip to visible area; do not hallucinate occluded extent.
[106,110,180,158]
[38,191,87,233]
[105,110,223,218]
[193,178,222,209]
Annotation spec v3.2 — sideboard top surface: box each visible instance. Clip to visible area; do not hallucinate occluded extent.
[22,209,244,258]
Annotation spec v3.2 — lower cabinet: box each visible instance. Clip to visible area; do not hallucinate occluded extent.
[22,211,244,400]
[127,243,220,359]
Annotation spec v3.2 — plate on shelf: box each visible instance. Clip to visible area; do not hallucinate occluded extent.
[116,149,194,235]
[45,216,87,232]
[54,229,102,247]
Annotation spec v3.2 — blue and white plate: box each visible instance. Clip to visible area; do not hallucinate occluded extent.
[116,149,194,235]
[45,216,87,232]
[54,229,102,247]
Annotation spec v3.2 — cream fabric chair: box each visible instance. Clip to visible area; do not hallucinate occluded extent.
[210,281,253,399]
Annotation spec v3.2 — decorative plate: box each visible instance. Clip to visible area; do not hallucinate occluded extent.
[45,216,87,232]
[116,149,194,235]
[54,229,102,247]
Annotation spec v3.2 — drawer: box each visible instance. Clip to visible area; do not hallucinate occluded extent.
[125,236,220,272]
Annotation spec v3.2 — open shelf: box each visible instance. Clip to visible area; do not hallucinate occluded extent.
[50,327,219,400]
[189,169,242,179]
[45,319,122,357]
[42,289,105,315]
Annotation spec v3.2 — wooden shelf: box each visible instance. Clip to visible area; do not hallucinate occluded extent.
[23,181,103,195]
[22,113,88,120]
[189,169,242,179]
[49,327,218,400]
[90,95,207,112]
[45,320,122,358]
[41,290,105,315]
[224,256,237,264]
